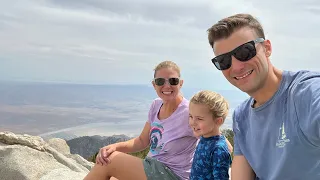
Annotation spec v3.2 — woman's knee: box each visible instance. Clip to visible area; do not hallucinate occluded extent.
[85,151,142,180]
[108,151,122,162]
[91,151,123,173]
[97,151,147,180]
[105,151,127,173]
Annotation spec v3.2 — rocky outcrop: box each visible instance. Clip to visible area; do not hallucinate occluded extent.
[47,138,71,155]
[0,131,94,180]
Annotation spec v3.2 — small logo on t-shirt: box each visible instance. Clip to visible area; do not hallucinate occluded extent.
[150,122,164,155]
[276,122,290,148]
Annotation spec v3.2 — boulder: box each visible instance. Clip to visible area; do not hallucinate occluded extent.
[47,138,70,155]
[0,131,94,180]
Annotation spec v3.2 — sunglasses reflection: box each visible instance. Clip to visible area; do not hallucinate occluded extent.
[154,78,180,86]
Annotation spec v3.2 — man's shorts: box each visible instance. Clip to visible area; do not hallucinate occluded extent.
[143,156,181,180]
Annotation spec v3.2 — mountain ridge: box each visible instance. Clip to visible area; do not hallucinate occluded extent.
[66,134,132,159]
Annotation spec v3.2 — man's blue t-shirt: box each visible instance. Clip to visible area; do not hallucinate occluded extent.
[233,70,320,180]
[190,135,231,180]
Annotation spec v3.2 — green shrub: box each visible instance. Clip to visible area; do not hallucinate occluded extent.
[87,151,99,163]
[128,147,150,159]
[221,128,235,158]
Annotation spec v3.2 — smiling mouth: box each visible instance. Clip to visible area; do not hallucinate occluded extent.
[162,91,173,95]
[234,70,253,80]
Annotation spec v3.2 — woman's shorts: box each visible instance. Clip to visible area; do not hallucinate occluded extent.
[143,157,180,180]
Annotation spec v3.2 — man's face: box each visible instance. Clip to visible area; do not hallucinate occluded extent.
[213,27,272,94]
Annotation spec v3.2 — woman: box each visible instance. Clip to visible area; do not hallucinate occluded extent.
[84,61,232,180]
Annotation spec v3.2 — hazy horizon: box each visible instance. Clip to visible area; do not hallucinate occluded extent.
[0,82,248,139]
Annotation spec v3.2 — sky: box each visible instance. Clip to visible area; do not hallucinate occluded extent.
[1,0,320,90]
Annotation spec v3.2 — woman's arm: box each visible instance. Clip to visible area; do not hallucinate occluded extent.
[114,122,151,153]
[97,122,151,165]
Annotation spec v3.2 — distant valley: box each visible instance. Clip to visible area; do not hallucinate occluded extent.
[0,82,248,139]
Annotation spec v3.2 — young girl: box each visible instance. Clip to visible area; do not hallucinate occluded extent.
[189,90,232,180]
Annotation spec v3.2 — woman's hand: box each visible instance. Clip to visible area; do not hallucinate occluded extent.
[96,144,117,166]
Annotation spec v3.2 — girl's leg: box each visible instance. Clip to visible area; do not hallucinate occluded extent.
[84,151,147,180]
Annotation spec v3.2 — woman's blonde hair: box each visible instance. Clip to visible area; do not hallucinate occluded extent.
[154,60,181,78]
[190,90,229,122]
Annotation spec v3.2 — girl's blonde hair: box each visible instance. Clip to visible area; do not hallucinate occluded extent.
[190,90,229,122]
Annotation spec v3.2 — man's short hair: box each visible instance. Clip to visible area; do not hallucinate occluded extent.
[207,13,265,48]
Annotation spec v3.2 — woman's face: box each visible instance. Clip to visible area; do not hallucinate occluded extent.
[152,67,183,102]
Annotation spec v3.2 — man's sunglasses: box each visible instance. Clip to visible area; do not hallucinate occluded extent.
[211,38,265,70]
[153,78,180,86]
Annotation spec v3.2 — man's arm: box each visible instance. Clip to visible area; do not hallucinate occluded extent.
[231,106,255,179]
[231,155,255,180]
[293,73,320,146]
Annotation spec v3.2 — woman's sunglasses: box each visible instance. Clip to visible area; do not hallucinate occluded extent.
[211,38,265,70]
[153,78,180,86]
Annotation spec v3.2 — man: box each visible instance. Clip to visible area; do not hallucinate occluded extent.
[207,13,320,179]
